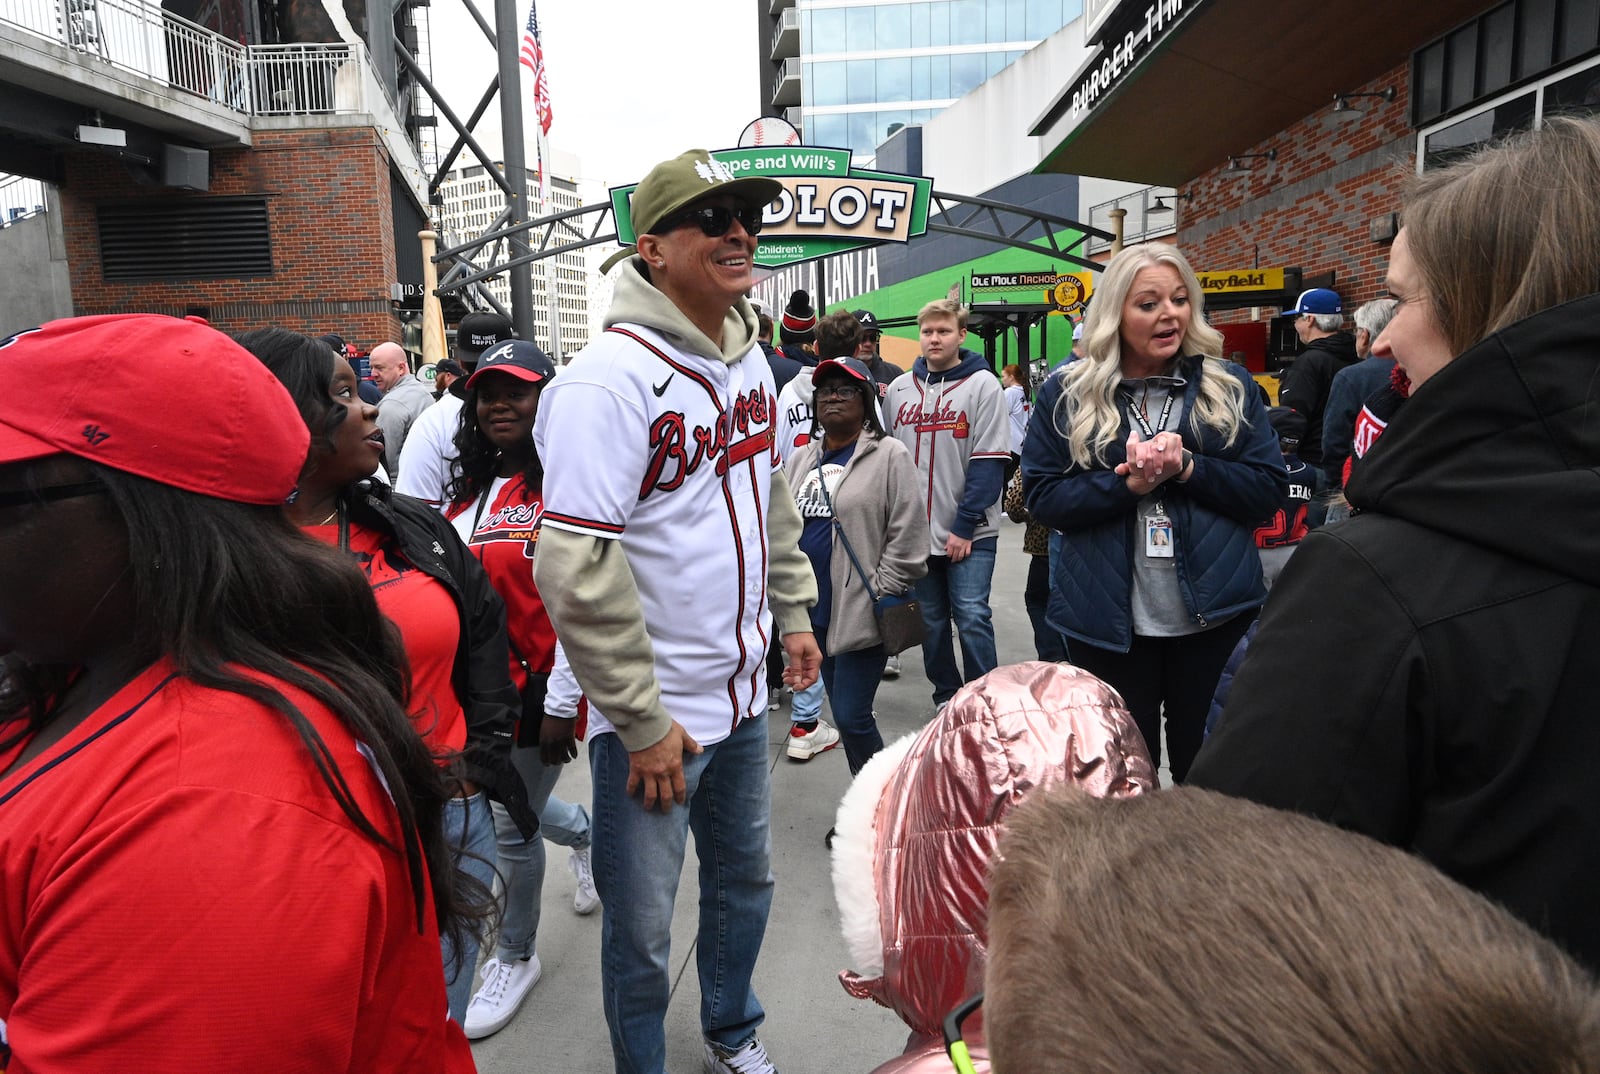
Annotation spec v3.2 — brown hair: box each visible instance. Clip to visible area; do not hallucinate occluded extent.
[815,309,863,360]
[1404,115,1600,356]
[986,787,1600,1073]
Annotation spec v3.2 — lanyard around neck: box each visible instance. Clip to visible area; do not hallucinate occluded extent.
[1119,384,1176,440]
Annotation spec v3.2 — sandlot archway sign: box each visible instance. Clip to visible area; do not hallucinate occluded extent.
[609,147,935,270]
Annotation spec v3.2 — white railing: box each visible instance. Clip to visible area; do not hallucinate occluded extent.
[1,0,378,117]
[0,175,49,226]
[1086,185,1178,254]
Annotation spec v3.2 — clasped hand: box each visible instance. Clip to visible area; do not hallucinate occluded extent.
[1115,429,1186,496]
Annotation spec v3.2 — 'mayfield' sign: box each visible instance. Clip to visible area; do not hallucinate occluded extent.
[1196,268,1285,295]
[610,147,932,270]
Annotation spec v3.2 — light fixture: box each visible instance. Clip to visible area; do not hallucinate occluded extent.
[1149,191,1192,214]
[1332,86,1397,122]
[1219,150,1276,178]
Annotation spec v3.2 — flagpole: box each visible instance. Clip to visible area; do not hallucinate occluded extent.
[539,128,563,362]
[495,0,535,340]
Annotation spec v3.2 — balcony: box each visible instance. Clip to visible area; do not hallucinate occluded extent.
[772,57,801,108]
[769,6,798,62]
[768,0,793,15]
[1086,185,1178,254]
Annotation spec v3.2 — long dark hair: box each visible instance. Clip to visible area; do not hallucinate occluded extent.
[446,379,543,507]
[234,328,348,455]
[92,467,476,942]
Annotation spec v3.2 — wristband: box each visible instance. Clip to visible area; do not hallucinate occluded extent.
[1177,449,1194,483]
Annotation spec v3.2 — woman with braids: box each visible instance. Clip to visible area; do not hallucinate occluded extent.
[239,326,534,1026]
[0,314,475,1071]
[1022,243,1283,785]
[440,339,598,1040]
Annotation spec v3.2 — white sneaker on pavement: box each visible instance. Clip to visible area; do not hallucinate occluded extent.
[569,845,600,915]
[462,954,541,1039]
[785,720,841,761]
[705,1037,778,1074]
[768,686,781,711]
[882,654,901,679]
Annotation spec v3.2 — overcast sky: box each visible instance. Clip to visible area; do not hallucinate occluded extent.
[428,0,767,189]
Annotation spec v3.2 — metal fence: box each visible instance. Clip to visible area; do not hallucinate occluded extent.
[0,175,49,225]
[1086,186,1179,253]
[1,0,371,117]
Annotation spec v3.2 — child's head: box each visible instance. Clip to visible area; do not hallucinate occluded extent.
[1267,405,1307,457]
[917,297,968,333]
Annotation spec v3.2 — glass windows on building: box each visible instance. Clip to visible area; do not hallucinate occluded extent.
[798,0,1076,157]
[1417,52,1600,170]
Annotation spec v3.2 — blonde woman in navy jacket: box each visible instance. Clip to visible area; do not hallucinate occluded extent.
[1022,244,1282,783]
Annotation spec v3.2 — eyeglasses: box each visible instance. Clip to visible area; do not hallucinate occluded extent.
[942,992,983,1074]
[0,481,108,511]
[814,385,863,401]
[657,203,765,238]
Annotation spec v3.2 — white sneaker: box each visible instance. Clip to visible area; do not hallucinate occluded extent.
[881,654,901,679]
[569,846,600,915]
[705,1037,778,1074]
[768,686,781,711]
[785,720,841,761]
[462,954,541,1039]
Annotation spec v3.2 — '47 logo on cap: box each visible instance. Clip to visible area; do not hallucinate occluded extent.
[81,424,110,446]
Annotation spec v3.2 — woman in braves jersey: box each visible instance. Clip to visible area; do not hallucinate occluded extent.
[442,339,597,1039]
[0,314,476,1073]
[241,327,536,1025]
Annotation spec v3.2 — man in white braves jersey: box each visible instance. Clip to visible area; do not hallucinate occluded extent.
[883,298,1009,710]
[532,150,820,1074]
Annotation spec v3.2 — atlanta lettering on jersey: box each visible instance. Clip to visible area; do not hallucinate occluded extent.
[642,386,776,497]
[894,398,971,439]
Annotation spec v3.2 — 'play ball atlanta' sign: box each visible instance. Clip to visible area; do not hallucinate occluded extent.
[611,147,933,270]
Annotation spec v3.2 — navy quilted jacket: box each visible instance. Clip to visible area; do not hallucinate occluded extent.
[1021,355,1284,653]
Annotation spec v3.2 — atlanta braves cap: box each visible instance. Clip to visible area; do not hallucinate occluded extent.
[454,311,515,366]
[812,356,875,386]
[466,339,556,390]
[0,314,309,505]
[1291,288,1343,315]
[852,309,880,333]
[601,149,783,272]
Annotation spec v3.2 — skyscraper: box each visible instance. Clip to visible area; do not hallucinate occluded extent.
[763,0,1083,158]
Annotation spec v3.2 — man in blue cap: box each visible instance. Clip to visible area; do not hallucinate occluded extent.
[1278,287,1357,477]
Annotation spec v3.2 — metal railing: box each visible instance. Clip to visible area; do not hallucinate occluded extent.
[1,0,378,117]
[0,175,49,226]
[1086,185,1178,253]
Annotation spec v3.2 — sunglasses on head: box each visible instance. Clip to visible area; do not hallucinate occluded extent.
[657,203,765,238]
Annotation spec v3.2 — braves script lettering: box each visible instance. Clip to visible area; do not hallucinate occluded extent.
[641,387,775,498]
[895,399,971,439]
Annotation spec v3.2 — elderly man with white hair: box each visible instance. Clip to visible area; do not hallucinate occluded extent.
[1320,297,1399,490]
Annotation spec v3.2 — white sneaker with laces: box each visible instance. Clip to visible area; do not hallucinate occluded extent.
[882,654,901,679]
[785,720,841,761]
[569,845,600,915]
[768,686,781,711]
[705,1037,778,1074]
[462,954,541,1040]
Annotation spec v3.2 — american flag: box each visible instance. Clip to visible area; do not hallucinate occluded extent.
[519,0,553,136]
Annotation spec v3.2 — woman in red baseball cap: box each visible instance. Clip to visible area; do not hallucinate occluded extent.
[0,314,477,1072]
[239,326,538,1027]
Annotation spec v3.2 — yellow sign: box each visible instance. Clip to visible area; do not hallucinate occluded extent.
[1049,272,1093,314]
[1196,268,1285,294]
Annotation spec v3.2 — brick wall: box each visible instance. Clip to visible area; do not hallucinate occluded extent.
[1176,62,1415,325]
[60,125,402,348]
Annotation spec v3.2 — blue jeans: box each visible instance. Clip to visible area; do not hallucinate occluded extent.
[916,537,999,705]
[489,746,592,961]
[789,678,825,724]
[441,791,497,1022]
[590,713,775,1074]
[816,623,887,775]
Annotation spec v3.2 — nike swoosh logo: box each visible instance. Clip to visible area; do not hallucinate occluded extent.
[653,374,673,397]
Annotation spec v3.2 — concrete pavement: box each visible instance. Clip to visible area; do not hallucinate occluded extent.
[470,521,1048,1073]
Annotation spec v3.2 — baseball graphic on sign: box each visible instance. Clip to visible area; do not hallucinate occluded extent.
[740,117,802,148]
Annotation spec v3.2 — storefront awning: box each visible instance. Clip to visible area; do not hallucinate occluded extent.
[1031,0,1486,187]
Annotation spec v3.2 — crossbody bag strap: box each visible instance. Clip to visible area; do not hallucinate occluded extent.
[813,454,881,604]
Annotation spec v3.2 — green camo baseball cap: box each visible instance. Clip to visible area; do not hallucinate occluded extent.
[601,150,782,273]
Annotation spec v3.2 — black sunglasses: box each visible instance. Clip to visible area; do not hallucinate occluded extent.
[0,481,108,511]
[658,203,765,238]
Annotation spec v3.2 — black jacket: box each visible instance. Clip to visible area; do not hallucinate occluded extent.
[1277,330,1358,466]
[347,480,537,838]
[1190,294,1600,971]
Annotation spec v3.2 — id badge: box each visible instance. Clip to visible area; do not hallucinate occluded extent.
[1145,514,1175,558]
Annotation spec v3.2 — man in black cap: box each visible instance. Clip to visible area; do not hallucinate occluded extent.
[432,358,466,399]
[395,310,515,507]
[852,309,903,398]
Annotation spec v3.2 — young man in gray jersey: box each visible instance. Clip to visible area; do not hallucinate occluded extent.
[883,299,1009,710]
